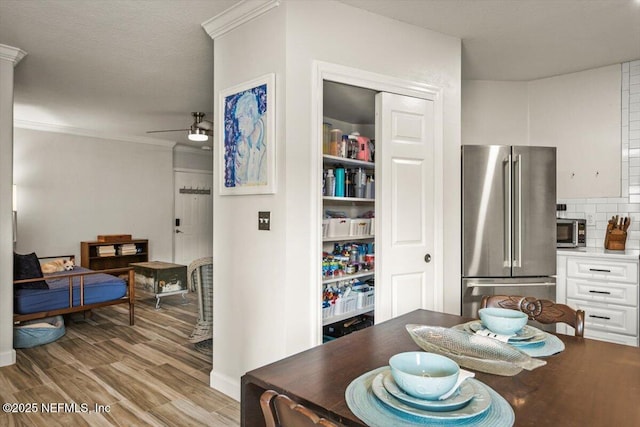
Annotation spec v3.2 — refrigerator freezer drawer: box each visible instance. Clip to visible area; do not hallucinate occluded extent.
[567,298,638,336]
[567,278,638,307]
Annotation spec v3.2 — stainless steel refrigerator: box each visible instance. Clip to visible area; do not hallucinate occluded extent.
[461,145,557,321]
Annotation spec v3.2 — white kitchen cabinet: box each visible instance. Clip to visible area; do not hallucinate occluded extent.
[528,65,621,198]
[557,249,640,346]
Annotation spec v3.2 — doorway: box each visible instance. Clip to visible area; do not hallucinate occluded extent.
[314,61,445,344]
[174,170,213,267]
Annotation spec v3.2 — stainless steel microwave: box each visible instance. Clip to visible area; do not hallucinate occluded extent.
[557,218,586,248]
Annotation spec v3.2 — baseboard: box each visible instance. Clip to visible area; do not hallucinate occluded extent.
[0,348,16,367]
[210,369,241,402]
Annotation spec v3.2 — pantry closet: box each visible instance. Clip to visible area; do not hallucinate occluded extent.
[316,62,444,343]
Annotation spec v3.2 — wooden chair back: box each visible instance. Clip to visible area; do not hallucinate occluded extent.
[480,295,585,337]
[260,390,339,427]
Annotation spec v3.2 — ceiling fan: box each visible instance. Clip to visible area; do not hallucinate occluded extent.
[147,112,213,142]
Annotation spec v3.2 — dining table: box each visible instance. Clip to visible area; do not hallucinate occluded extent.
[241,309,640,426]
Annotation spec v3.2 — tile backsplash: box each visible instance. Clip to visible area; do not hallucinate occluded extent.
[558,60,640,250]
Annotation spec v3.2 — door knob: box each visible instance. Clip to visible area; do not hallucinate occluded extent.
[424,254,431,263]
[175,229,183,234]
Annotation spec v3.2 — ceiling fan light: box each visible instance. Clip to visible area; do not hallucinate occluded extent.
[188,128,208,142]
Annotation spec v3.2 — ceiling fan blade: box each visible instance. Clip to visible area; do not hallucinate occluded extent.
[146,129,189,134]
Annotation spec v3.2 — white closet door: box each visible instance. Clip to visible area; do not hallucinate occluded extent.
[376,92,436,322]
[174,170,213,267]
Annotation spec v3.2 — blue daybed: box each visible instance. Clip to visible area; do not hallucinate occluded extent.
[13,255,135,326]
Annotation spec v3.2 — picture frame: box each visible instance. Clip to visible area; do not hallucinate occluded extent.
[219,73,276,195]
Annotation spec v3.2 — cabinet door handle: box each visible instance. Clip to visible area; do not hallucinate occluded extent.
[588,290,611,295]
[589,314,611,320]
[589,268,611,273]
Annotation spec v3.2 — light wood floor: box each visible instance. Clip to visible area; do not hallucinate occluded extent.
[0,290,240,426]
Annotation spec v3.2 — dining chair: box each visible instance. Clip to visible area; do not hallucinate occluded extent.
[260,390,340,427]
[480,295,585,337]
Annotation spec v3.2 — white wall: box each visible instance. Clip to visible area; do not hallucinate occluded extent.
[210,0,461,400]
[173,145,213,171]
[461,80,528,145]
[0,44,24,367]
[211,3,288,399]
[13,128,174,261]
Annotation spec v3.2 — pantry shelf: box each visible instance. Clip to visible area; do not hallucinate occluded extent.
[323,235,374,243]
[323,308,374,326]
[323,196,374,203]
[322,270,374,285]
[322,155,374,169]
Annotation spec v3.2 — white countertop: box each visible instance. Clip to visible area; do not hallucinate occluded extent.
[557,247,640,260]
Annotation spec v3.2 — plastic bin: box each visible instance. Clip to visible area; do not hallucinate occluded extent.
[327,218,350,238]
[323,314,374,338]
[322,303,335,320]
[349,218,371,236]
[356,289,375,310]
[322,219,329,238]
[334,295,357,315]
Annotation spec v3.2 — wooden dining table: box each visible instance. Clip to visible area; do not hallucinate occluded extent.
[241,309,640,426]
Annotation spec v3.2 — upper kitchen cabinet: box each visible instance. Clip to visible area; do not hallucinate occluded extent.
[528,65,622,199]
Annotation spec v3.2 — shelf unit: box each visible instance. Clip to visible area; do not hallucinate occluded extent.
[81,239,149,271]
[321,87,377,339]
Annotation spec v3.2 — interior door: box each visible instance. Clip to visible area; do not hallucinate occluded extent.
[174,170,213,267]
[376,92,436,322]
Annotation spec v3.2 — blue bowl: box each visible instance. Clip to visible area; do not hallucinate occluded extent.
[478,307,528,335]
[389,352,459,400]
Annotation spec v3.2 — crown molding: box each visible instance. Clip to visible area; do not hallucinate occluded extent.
[0,44,27,65]
[14,119,176,148]
[202,0,280,40]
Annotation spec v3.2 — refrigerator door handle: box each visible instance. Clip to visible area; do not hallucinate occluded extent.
[513,154,522,268]
[503,155,512,268]
[466,282,557,288]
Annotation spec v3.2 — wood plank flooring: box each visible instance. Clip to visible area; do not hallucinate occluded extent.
[0,290,240,426]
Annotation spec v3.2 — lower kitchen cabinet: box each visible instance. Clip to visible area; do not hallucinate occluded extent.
[557,249,640,346]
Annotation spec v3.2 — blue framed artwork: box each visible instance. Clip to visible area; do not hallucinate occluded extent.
[219,73,276,195]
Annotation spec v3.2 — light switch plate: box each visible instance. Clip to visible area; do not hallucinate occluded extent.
[258,211,270,230]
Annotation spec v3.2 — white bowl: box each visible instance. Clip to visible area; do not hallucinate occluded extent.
[478,307,528,335]
[389,352,459,400]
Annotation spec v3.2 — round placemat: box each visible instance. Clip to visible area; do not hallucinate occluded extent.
[346,366,515,427]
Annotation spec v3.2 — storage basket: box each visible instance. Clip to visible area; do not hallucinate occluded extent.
[322,303,335,320]
[349,218,371,236]
[356,289,375,310]
[334,295,357,315]
[327,218,350,238]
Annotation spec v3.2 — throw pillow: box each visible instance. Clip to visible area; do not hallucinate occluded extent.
[14,252,48,289]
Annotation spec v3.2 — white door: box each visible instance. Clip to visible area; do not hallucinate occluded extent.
[174,170,213,267]
[376,92,436,322]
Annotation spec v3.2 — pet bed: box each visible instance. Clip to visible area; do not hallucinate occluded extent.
[13,254,135,325]
[13,315,66,348]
